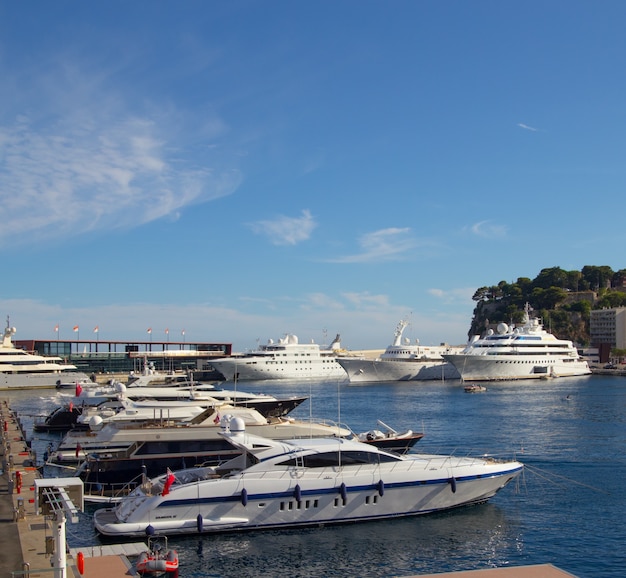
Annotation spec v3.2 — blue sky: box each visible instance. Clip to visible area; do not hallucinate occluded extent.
[1,1,625,351]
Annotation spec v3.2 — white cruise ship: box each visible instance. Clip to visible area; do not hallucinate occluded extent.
[442,304,591,381]
[337,320,462,382]
[0,319,93,390]
[209,333,347,381]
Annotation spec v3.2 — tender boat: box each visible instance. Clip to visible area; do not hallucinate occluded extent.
[209,333,347,381]
[93,417,523,537]
[464,384,487,393]
[443,303,592,381]
[0,318,94,390]
[134,535,178,576]
[356,419,423,454]
[336,320,461,382]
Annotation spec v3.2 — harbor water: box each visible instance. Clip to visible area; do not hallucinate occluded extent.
[7,374,626,577]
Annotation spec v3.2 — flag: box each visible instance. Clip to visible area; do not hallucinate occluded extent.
[93,326,99,333]
[147,328,152,334]
[73,325,79,332]
[54,324,59,332]
[213,412,220,424]
[75,443,82,458]
[165,328,169,334]
[75,383,83,397]
[161,468,176,496]
[181,329,185,336]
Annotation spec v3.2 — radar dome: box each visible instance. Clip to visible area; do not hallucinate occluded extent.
[497,323,509,334]
[230,417,246,433]
[89,415,104,431]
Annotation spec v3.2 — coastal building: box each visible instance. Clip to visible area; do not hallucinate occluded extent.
[13,337,232,379]
[589,307,626,363]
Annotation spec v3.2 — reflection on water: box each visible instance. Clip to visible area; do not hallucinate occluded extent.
[5,374,626,577]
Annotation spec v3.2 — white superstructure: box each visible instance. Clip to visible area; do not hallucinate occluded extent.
[337,320,462,382]
[0,318,92,390]
[442,304,592,381]
[94,419,523,537]
[209,333,347,381]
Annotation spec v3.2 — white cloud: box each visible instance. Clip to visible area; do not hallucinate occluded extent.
[517,122,539,132]
[428,287,475,304]
[468,220,507,238]
[0,59,242,249]
[249,209,317,245]
[326,227,421,263]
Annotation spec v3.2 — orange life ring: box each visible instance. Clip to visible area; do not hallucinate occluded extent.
[77,551,85,574]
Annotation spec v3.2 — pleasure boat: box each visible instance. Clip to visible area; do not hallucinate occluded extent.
[443,303,592,381]
[34,381,307,431]
[0,318,93,390]
[337,320,462,382]
[46,407,353,496]
[93,418,523,537]
[209,333,347,381]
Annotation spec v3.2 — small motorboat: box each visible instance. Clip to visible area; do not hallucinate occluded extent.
[464,384,487,393]
[357,419,424,454]
[135,535,178,576]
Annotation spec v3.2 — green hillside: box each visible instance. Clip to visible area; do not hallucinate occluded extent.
[468,266,626,346]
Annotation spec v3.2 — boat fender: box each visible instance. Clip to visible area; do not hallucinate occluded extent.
[339,482,347,504]
[145,524,155,536]
[377,479,385,497]
[241,488,248,506]
[197,514,203,533]
[294,484,302,502]
[77,551,84,575]
[449,477,457,493]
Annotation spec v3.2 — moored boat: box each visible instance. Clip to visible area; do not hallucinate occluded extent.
[443,303,592,381]
[337,320,461,382]
[94,418,523,537]
[0,318,94,390]
[209,333,347,381]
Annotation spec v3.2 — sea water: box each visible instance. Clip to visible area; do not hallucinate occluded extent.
[7,374,626,577]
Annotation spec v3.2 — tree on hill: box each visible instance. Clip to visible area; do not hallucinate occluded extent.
[467,265,624,345]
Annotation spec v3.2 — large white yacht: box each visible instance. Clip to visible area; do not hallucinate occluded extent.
[94,418,523,537]
[209,333,347,381]
[337,319,462,383]
[0,319,92,390]
[442,304,592,381]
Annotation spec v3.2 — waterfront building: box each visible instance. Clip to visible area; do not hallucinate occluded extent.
[13,337,231,378]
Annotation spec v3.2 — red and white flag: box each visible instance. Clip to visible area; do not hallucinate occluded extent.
[73,325,79,332]
[147,328,152,334]
[93,326,99,333]
[54,324,59,333]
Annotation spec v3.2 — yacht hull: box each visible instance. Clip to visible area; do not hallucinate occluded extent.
[443,354,591,381]
[94,458,522,537]
[338,358,460,383]
[0,372,92,390]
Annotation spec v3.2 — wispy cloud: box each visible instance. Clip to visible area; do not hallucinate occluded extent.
[467,220,507,238]
[249,209,317,245]
[517,122,539,132]
[0,64,241,249]
[428,287,475,303]
[325,227,420,263]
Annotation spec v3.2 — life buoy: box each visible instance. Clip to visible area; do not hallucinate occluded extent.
[77,551,85,575]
